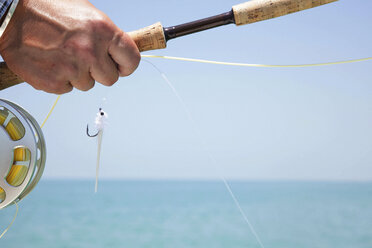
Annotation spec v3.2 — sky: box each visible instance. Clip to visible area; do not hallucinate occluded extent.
[0,0,371,181]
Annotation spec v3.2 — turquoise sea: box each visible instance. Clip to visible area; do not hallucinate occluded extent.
[1,180,371,248]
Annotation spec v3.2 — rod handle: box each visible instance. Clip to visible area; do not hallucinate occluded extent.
[0,62,23,90]
[232,0,338,26]
[128,22,166,52]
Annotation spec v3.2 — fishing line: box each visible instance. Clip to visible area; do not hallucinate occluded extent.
[142,55,372,68]
[144,59,265,248]
[41,95,61,128]
[0,202,18,239]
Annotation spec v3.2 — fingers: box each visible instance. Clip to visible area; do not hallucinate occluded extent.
[70,70,95,91]
[2,16,140,94]
[44,81,73,94]
[4,58,74,94]
[90,51,119,86]
[30,80,73,95]
[89,30,140,86]
[108,30,141,77]
[59,30,140,90]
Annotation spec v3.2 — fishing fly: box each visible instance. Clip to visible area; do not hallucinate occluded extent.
[87,108,108,193]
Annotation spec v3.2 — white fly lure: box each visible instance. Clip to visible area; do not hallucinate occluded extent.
[87,108,108,193]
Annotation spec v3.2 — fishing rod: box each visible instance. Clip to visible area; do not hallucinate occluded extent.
[0,0,337,91]
[0,0,338,209]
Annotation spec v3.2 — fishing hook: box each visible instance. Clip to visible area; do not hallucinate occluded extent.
[86,124,99,137]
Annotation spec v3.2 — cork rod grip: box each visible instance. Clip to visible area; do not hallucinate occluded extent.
[232,0,337,25]
[127,22,166,52]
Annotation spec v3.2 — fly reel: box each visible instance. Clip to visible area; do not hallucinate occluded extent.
[0,99,46,209]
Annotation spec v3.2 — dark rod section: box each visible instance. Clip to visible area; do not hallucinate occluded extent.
[164,10,235,41]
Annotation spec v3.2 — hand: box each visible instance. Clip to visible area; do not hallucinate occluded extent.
[0,0,140,94]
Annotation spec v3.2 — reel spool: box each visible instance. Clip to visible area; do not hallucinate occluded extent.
[0,99,46,209]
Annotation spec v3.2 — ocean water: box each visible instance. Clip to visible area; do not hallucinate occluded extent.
[0,180,371,248]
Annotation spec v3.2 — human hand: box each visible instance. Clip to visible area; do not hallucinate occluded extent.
[0,0,140,94]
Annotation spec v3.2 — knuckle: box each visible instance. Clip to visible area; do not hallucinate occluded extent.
[78,43,96,62]
[64,63,79,80]
[64,39,96,63]
[87,14,115,35]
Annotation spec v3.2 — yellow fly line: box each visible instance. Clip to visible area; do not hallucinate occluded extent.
[40,95,61,128]
[142,55,372,68]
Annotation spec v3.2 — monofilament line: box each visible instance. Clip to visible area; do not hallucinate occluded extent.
[0,201,18,239]
[221,177,266,248]
[144,60,265,248]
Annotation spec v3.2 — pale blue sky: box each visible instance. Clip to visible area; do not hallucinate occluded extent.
[1,0,371,180]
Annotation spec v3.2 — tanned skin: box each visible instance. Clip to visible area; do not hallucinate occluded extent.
[0,0,140,94]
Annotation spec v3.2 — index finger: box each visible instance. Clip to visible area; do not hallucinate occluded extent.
[108,30,140,77]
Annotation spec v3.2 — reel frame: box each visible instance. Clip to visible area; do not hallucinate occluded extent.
[0,99,46,209]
